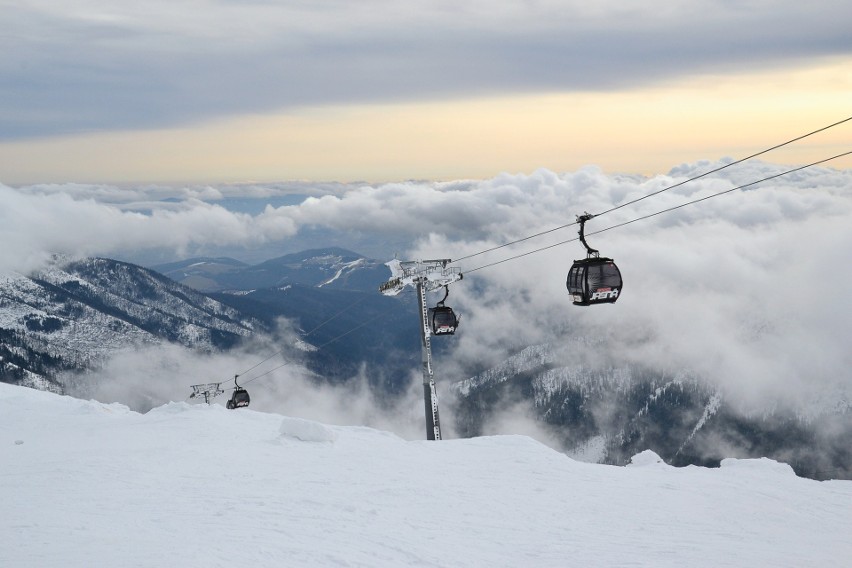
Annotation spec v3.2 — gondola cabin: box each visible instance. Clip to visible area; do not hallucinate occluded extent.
[428,305,459,335]
[566,257,623,306]
[226,387,251,409]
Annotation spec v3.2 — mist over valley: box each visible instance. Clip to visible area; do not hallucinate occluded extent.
[2,160,850,479]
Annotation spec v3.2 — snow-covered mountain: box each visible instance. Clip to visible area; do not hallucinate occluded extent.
[0,257,256,390]
[2,381,850,567]
[451,341,852,481]
[146,256,249,291]
[0,250,422,396]
[209,280,421,387]
[5,252,848,483]
[153,247,389,293]
[156,247,425,386]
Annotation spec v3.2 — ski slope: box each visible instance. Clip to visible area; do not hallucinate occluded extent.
[2,382,850,567]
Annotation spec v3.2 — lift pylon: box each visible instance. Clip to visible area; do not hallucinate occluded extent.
[189,382,224,404]
[379,259,462,440]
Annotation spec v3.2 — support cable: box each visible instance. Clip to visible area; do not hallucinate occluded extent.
[194,117,852,400]
[197,292,378,398]
[232,294,371,383]
[595,115,852,217]
[238,290,413,387]
[463,150,852,275]
[230,148,851,393]
[453,115,851,263]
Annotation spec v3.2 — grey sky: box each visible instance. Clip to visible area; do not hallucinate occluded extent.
[3,0,851,139]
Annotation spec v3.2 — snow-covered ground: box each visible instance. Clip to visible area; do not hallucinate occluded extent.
[2,382,850,567]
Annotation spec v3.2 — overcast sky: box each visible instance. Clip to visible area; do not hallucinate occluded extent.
[1,0,850,183]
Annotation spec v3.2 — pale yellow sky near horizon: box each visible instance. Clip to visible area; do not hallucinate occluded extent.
[1,57,850,186]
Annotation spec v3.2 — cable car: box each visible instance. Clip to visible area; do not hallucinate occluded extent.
[428,286,459,335]
[226,375,251,409]
[226,388,250,409]
[567,213,623,306]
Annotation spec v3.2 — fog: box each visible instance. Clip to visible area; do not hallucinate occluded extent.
[64,323,430,441]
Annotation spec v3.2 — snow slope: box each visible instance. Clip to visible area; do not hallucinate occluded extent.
[2,382,850,568]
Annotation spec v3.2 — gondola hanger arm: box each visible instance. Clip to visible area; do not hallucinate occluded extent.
[576,212,599,259]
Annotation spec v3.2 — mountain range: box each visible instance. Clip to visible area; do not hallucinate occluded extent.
[152,247,390,293]
[450,341,852,480]
[0,249,421,393]
[0,257,255,392]
[2,248,849,480]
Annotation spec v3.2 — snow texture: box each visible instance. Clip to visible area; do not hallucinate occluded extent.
[1,381,850,567]
[318,258,365,287]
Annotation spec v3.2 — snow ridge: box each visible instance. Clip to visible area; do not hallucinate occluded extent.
[2,381,851,568]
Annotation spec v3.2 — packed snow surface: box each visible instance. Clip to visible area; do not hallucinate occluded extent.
[2,382,850,568]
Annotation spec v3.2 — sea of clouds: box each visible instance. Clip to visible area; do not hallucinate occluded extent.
[3,159,851,437]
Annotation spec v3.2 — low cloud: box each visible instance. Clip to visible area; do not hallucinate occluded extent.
[377,161,852,411]
[13,159,852,433]
[64,332,431,441]
[0,183,298,274]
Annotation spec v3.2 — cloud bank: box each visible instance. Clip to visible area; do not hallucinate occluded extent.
[0,182,304,274]
[6,158,852,430]
[65,330,430,441]
[252,159,852,409]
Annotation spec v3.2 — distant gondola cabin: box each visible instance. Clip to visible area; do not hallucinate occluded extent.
[428,306,459,335]
[227,388,251,409]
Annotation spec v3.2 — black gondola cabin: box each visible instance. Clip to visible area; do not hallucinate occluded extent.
[227,387,251,409]
[567,257,622,306]
[428,305,459,335]
[567,213,623,306]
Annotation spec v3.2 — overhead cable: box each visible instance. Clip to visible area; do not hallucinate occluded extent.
[215,293,373,391]
[464,150,852,274]
[594,115,852,217]
[238,291,411,387]
[454,115,852,264]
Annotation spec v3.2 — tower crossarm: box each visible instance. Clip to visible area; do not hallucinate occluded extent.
[379,259,462,296]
